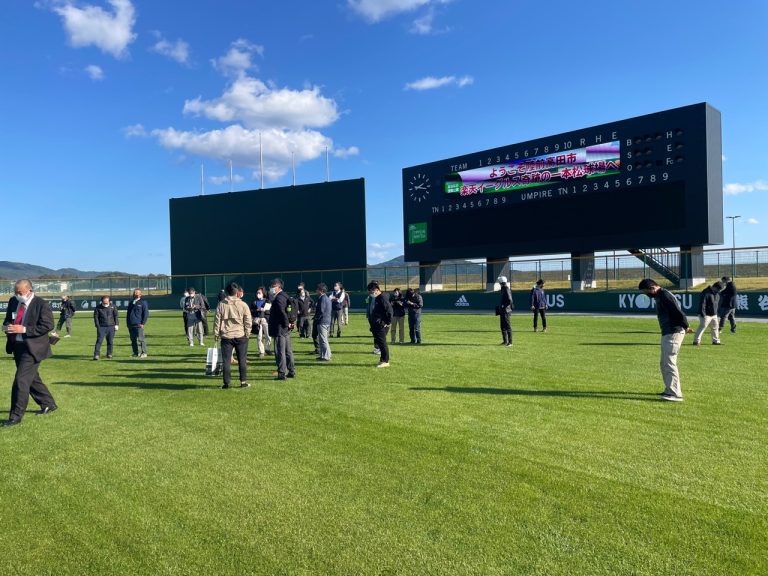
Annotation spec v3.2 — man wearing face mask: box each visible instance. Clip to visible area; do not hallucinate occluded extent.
[126,288,149,358]
[267,278,296,380]
[367,281,393,368]
[2,279,58,426]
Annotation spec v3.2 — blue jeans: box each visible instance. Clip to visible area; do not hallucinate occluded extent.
[408,312,421,343]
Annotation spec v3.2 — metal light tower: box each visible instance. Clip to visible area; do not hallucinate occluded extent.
[726,215,741,277]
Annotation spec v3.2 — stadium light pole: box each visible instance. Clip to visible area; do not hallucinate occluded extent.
[727,215,740,277]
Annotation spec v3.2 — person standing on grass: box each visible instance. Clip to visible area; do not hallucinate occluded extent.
[717,276,738,334]
[367,281,393,368]
[638,278,692,402]
[267,278,296,381]
[295,282,314,339]
[693,281,724,346]
[2,279,58,427]
[183,287,205,347]
[54,294,75,338]
[250,287,272,358]
[404,287,423,344]
[127,288,149,358]
[389,288,405,345]
[530,279,548,332]
[214,282,252,389]
[92,295,118,360]
[497,276,514,347]
[313,283,332,361]
[329,282,346,338]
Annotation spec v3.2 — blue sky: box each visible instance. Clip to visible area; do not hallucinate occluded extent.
[2,0,766,274]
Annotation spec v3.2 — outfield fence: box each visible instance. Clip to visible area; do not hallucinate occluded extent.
[2,246,767,298]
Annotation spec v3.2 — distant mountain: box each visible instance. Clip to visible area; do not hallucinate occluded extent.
[0,261,132,280]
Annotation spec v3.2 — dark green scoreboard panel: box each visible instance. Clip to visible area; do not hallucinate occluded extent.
[403,103,723,261]
[170,178,366,282]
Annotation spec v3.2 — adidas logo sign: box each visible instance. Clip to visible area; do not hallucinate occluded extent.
[455,295,470,307]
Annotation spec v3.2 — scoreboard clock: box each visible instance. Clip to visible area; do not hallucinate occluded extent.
[402,103,723,262]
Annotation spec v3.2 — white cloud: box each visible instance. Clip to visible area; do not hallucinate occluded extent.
[84,64,104,80]
[723,180,768,195]
[53,0,137,58]
[209,174,244,186]
[334,146,360,158]
[151,32,190,64]
[746,218,759,225]
[183,74,339,130]
[405,74,473,91]
[348,0,431,22]
[122,123,146,137]
[152,125,332,182]
[211,39,264,75]
[367,241,400,263]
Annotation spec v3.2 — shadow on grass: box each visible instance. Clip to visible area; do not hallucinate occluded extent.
[578,342,657,347]
[409,386,662,401]
[55,381,213,391]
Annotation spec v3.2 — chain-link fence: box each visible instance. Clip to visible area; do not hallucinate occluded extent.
[3,247,767,298]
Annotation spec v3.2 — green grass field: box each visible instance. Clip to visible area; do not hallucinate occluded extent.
[1,312,765,575]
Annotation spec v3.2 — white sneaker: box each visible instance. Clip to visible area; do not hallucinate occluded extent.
[372,348,381,355]
[139,353,148,358]
[64,334,71,338]
[376,362,390,368]
[661,394,683,402]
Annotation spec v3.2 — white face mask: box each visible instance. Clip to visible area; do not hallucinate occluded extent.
[183,292,189,297]
[269,287,277,297]
[16,292,30,303]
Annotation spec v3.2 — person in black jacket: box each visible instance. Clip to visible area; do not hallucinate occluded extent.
[2,279,58,426]
[267,278,295,380]
[717,276,738,334]
[367,281,393,368]
[55,294,76,337]
[93,295,119,360]
[389,288,405,344]
[404,287,423,344]
[295,282,314,338]
[639,279,692,401]
[693,281,724,346]
[497,276,514,347]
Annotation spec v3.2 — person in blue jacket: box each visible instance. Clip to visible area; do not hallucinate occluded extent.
[126,288,149,358]
[530,279,548,332]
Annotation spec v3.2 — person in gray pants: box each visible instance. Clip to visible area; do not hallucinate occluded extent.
[267,278,296,380]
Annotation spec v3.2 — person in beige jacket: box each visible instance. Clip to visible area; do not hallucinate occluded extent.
[214,282,252,389]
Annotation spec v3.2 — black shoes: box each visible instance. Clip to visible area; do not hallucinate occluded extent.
[37,406,58,416]
[287,373,296,379]
[220,384,230,389]
[2,418,21,427]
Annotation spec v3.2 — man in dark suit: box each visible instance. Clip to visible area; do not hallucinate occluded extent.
[367,281,393,368]
[2,279,58,426]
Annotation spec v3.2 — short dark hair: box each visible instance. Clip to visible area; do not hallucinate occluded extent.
[335,281,344,290]
[297,282,305,289]
[188,287,196,292]
[367,281,380,292]
[712,281,725,292]
[536,279,545,286]
[271,278,283,289]
[316,282,327,292]
[393,287,401,294]
[101,295,110,302]
[226,282,241,297]
[256,286,266,296]
[721,276,731,283]
[638,278,659,290]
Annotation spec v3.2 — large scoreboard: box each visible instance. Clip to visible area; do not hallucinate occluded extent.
[170,178,366,278]
[402,103,723,261]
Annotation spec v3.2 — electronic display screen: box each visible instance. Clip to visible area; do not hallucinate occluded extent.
[403,103,723,262]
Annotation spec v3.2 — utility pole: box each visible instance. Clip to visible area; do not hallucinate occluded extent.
[726,215,741,277]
